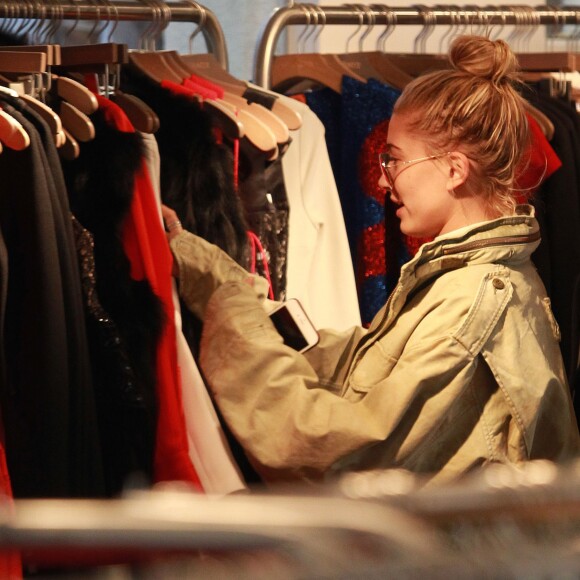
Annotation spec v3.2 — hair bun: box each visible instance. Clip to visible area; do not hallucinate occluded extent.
[448,35,519,85]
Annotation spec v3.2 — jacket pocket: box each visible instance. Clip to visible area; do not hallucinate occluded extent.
[348,341,398,394]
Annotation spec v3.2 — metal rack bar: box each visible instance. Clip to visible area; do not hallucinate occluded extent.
[254,4,580,87]
[0,1,228,69]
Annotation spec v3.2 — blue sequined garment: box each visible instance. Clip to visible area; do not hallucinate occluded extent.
[306,77,409,325]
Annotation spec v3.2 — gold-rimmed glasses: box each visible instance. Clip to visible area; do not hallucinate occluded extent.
[379,152,452,189]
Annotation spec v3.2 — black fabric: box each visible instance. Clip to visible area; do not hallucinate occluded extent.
[525,89,580,381]
[121,67,249,266]
[0,222,8,418]
[242,87,278,110]
[121,67,270,483]
[62,108,162,495]
[0,101,105,498]
[237,139,290,300]
[121,66,250,360]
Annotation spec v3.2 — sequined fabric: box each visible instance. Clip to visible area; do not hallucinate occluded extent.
[237,138,290,301]
[71,214,142,408]
[359,119,432,321]
[307,77,409,325]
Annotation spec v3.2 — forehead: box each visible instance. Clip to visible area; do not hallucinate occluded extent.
[387,113,428,153]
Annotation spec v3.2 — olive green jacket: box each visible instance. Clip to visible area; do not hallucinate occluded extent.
[170,206,580,485]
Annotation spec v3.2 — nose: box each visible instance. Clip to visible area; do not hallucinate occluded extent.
[378,172,389,190]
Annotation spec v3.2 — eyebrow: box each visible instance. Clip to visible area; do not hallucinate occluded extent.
[385,144,402,153]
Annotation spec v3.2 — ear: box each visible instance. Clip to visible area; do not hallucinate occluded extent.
[446,152,470,192]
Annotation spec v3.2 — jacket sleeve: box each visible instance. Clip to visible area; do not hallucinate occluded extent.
[170,230,270,319]
[171,230,366,383]
[198,272,515,482]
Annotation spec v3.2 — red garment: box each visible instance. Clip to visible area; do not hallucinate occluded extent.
[0,433,22,578]
[515,113,562,202]
[358,118,430,290]
[160,79,199,101]
[96,95,203,490]
[183,74,225,100]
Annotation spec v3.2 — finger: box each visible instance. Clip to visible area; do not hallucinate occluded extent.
[161,204,178,224]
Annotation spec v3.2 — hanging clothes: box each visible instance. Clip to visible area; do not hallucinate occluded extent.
[63,96,203,492]
[304,77,416,326]
[523,87,580,382]
[142,131,246,495]
[281,97,361,330]
[0,94,106,499]
[237,137,290,300]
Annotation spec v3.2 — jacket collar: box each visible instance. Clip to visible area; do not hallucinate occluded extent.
[406,204,539,280]
[374,205,540,329]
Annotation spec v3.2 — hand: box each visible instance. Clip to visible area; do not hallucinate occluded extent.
[161,204,182,278]
[161,204,184,241]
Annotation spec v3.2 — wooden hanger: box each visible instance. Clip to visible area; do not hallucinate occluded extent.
[0,51,48,74]
[0,49,66,147]
[217,97,278,159]
[0,66,63,147]
[271,52,367,94]
[517,52,577,73]
[20,93,64,146]
[376,52,449,78]
[128,49,243,141]
[110,90,160,133]
[0,45,57,67]
[132,49,280,153]
[221,92,289,145]
[168,51,291,144]
[60,128,80,161]
[0,108,30,151]
[339,51,414,90]
[58,43,159,134]
[180,52,302,130]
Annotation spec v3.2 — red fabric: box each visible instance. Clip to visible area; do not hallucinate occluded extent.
[182,78,221,100]
[96,95,203,490]
[184,73,225,99]
[515,113,562,202]
[160,79,199,101]
[0,435,22,578]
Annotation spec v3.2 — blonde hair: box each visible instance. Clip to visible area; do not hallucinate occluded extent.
[393,35,531,216]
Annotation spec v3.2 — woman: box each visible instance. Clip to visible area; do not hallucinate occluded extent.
[163,35,579,485]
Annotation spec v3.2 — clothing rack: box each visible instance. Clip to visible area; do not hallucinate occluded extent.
[0,0,228,69]
[254,4,580,88]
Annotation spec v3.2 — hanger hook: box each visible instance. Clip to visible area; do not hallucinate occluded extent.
[62,0,81,46]
[1,0,11,35]
[302,4,319,52]
[29,0,47,44]
[295,4,311,54]
[358,5,376,52]
[143,0,161,51]
[488,5,506,41]
[522,5,539,53]
[84,0,102,45]
[310,4,326,51]
[47,0,64,45]
[413,5,435,53]
[137,0,157,50]
[151,0,171,50]
[2,0,15,35]
[506,5,522,51]
[437,5,455,53]
[93,0,114,43]
[99,0,120,43]
[372,5,395,52]
[344,4,364,54]
[181,0,206,53]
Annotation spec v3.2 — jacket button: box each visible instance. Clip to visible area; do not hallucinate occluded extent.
[492,278,505,290]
